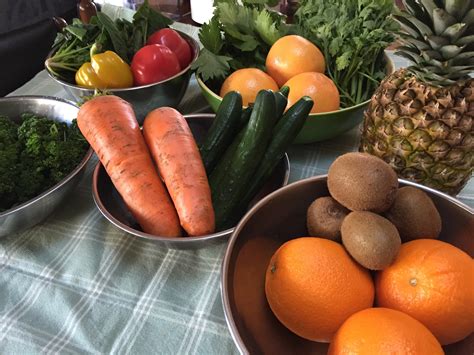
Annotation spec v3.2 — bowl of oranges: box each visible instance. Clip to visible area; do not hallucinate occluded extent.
[197,35,394,144]
[221,152,474,354]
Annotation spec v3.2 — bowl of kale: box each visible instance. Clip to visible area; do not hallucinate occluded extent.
[0,96,92,237]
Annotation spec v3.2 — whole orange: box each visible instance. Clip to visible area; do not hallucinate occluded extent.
[219,68,278,106]
[376,239,474,345]
[328,307,444,355]
[265,237,374,342]
[284,72,340,114]
[266,35,325,86]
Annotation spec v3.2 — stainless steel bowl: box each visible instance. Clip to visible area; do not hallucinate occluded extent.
[45,31,199,124]
[91,113,291,249]
[0,96,93,237]
[221,175,474,354]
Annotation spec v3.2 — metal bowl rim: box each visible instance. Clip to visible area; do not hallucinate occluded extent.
[220,174,473,354]
[91,113,291,244]
[0,95,94,217]
[45,30,200,92]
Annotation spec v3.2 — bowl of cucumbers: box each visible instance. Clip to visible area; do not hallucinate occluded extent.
[92,89,312,248]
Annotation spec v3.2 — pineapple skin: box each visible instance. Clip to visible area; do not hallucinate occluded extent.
[360,69,473,196]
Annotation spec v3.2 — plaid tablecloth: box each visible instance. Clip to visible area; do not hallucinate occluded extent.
[2,14,473,355]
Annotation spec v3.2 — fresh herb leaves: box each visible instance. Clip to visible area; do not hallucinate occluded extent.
[192,0,288,82]
[295,0,397,107]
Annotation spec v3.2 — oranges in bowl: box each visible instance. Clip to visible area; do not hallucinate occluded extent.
[219,68,278,107]
[265,237,374,342]
[221,173,473,354]
[197,34,393,143]
[265,35,326,87]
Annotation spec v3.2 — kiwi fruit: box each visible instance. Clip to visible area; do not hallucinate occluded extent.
[327,152,398,213]
[341,211,401,270]
[306,196,350,241]
[385,186,442,242]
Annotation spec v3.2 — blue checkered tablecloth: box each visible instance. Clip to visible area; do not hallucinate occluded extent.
[1,11,473,355]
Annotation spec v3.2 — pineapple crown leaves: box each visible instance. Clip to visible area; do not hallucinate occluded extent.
[393,0,474,86]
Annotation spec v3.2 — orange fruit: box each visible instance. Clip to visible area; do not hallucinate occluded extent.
[265,237,374,342]
[376,239,474,345]
[219,68,278,106]
[266,35,325,86]
[284,72,340,114]
[328,307,444,355]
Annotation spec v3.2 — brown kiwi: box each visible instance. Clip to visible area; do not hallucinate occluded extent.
[306,196,350,241]
[385,186,442,242]
[341,211,401,270]
[327,152,398,213]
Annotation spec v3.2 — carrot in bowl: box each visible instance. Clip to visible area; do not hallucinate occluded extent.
[77,95,181,237]
[143,107,215,236]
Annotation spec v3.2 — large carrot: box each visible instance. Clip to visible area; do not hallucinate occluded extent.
[143,107,215,236]
[77,95,181,237]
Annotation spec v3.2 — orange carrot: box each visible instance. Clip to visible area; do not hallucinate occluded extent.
[77,95,181,237]
[143,107,215,236]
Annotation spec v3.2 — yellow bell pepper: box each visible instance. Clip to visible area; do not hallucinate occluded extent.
[75,62,106,89]
[91,51,133,88]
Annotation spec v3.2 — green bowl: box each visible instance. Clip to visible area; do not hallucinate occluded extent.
[196,75,369,143]
[196,55,394,144]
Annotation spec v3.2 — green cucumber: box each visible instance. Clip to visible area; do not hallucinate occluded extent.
[208,106,251,192]
[233,96,313,222]
[239,106,252,127]
[274,91,288,120]
[209,126,245,196]
[199,91,243,173]
[279,85,290,97]
[212,90,277,229]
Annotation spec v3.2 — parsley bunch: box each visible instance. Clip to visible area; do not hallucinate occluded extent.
[192,0,288,88]
[295,0,397,107]
[0,114,89,212]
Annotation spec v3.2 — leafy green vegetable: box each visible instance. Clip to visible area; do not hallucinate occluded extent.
[46,19,100,82]
[95,12,129,61]
[46,0,172,83]
[0,117,20,211]
[295,0,397,107]
[133,0,173,40]
[192,48,232,83]
[192,0,288,82]
[0,114,89,212]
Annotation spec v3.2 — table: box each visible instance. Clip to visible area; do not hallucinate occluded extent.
[2,16,473,355]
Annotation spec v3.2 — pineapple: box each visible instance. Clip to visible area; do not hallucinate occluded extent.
[360,0,473,195]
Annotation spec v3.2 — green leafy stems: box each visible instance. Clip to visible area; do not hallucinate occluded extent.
[295,0,397,108]
[45,0,172,83]
[191,0,289,85]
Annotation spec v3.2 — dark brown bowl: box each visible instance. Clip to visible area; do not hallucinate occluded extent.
[221,175,474,354]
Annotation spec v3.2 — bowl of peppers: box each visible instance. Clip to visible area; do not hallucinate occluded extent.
[45,5,199,124]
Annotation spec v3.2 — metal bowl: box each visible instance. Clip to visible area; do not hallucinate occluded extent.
[45,31,199,125]
[221,175,474,354]
[0,96,93,237]
[91,113,291,249]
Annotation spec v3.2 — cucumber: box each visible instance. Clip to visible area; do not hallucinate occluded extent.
[209,126,245,196]
[208,106,251,193]
[279,85,290,97]
[233,96,313,222]
[212,90,277,229]
[239,106,252,127]
[274,91,288,120]
[199,91,243,173]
